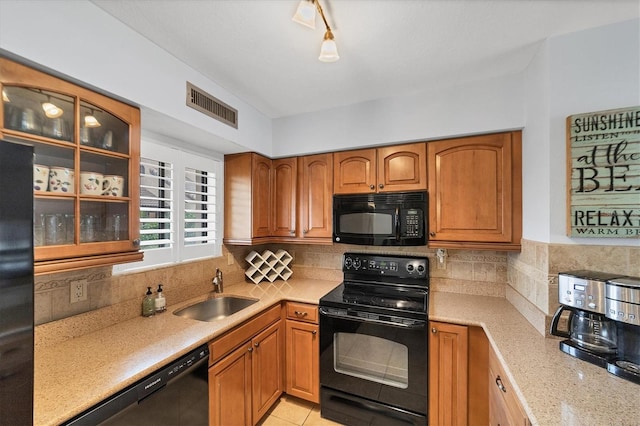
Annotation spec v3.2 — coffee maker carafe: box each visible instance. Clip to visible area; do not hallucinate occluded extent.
[550,271,622,366]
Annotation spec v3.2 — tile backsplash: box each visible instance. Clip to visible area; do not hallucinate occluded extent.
[34,239,639,342]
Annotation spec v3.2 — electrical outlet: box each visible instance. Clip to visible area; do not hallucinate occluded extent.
[436,249,447,270]
[70,279,88,304]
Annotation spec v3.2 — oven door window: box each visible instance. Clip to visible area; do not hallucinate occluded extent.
[334,332,408,389]
[339,212,393,235]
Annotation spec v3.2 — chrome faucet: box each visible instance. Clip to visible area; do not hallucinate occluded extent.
[212,268,223,293]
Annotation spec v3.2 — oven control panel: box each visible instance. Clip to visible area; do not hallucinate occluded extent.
[342,253,428,279]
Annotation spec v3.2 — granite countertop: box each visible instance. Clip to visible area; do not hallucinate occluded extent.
[35,279,640,426]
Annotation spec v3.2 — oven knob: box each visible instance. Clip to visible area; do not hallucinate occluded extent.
[407,264,414,272]
[354,258,361,269]
[417,264,425,273]
[344,257,353,269]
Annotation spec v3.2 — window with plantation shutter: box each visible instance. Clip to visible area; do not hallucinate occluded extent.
[140,158,174,250]
[115,139,222,273]
[184,167,217,246]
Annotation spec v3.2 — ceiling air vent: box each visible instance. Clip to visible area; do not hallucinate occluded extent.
[186,82,238,129]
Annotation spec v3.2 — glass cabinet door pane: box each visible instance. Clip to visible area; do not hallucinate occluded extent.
[3,86,75,142]
[80,201,129,242]
[34,199,75,246]
[31,141,75,194]
[80,100,129,154]
[80,152,128,198]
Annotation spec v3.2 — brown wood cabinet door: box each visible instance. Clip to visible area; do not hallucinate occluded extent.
[209,343,252,426]
[377,143,427,192]
[429,321,468,426]
[251,321,283,424]
[299,153,333,240]
[489,345,530,426]
[272,157,297,238]
[333,148,376,194]
[285,319,320,403]
[428,132,521,247]
[252,154,272,238]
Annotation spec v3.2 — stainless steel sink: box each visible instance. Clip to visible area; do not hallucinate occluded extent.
[173,296,259,321]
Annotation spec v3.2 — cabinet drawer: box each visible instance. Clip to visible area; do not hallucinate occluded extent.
[489,348,530,426]
[285,302,318,323]
[209,303,281,366]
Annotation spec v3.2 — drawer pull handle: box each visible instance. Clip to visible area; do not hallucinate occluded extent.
[248,347,253,353]
[294,310,308,317]
[312,330,317,335]
[496,375,507,393]
[431,327,437,334]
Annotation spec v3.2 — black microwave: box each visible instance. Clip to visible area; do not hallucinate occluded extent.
[332,191,427,246]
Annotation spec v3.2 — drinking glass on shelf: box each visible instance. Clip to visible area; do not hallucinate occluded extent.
[44,213,66,245]
[64,214,75,243]
[80,214,99,243]
[106,214,126,241]
[34,213,45,246]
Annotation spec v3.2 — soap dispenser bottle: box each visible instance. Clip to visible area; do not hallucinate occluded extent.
[155,284,166,313]
[142,287,155,317]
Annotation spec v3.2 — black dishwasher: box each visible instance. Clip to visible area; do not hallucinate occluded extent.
[64,345,209,426]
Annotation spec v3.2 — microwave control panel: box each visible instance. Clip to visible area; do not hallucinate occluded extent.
[401,209,423,237]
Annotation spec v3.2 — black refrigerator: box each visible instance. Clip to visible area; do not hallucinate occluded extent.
[0,140,34,425]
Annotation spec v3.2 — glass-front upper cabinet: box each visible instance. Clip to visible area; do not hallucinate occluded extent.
[0,58,142,275]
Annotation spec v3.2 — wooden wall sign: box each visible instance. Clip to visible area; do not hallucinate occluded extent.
[566,106,640,238]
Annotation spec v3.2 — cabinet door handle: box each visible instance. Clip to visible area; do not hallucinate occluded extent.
[379,183,384,189]
[248,346,253,353]
[254,342,260,348]
[495,375,507,393]
[289,229,295,235]
[303,229,308,234]
[133,238,140,247]
[369,184,375,190]
[295,310,308,317]
[429,232,436,237]
[431,327,437,334]
[312,330,317,335]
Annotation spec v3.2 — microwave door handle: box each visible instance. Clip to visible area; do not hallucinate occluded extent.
[395,207,401,241]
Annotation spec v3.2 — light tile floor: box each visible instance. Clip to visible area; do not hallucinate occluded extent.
[258,395,343,426]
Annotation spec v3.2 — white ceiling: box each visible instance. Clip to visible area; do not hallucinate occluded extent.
[92,0,639,119]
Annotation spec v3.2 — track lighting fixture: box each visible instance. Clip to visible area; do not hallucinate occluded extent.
[292,0,340,62]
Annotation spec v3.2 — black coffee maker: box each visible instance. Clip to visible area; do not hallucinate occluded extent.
[550,271,621,366]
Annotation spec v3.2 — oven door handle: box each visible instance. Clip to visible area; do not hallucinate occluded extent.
[319,307,426,330]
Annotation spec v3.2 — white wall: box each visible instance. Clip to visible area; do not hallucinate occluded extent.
[272,73,525,157]
[547,19,639,246]
[0,0,272,156]
[523,41,552,242]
